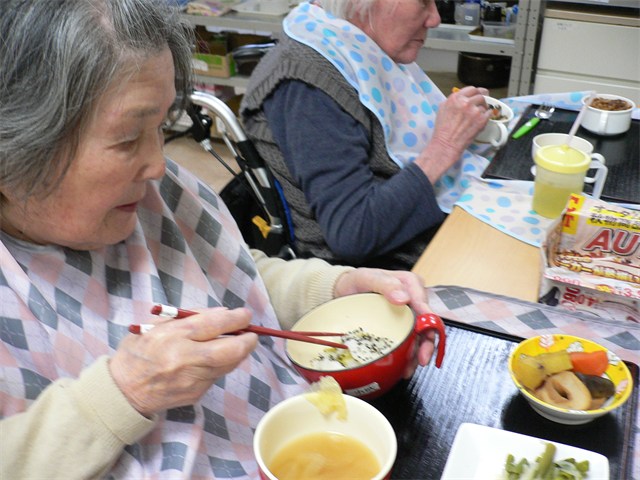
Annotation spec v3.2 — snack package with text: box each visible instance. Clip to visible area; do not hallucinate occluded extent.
[539,194,640,324]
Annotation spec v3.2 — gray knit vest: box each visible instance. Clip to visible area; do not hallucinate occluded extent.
[240,36,435,270]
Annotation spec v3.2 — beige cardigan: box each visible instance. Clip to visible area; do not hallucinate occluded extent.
[0,250,352,480]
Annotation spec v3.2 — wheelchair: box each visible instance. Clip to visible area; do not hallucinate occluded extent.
[186,90,297,260]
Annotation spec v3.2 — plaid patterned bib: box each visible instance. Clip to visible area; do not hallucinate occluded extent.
[0,159,307,479]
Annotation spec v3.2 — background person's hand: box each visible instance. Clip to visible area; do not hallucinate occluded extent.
[333,268,437,373]
[415,85,491,183]
[433,85,491,148]
[109,307,258,417]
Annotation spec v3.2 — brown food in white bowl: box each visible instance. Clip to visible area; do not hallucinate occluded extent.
[590,97,631,111]
[581,94,635,136]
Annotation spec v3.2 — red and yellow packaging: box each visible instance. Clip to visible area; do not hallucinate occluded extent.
[539,194,640,324]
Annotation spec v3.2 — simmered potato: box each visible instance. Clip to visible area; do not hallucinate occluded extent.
[537,351,573,376]
[513,351,574,390]
[512,354,546,390]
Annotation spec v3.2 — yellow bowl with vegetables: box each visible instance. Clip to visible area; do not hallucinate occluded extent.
[508,334,633,425]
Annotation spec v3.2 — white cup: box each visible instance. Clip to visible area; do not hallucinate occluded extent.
[476,96,514,147]
[531,133,595,161]
[580,94,635,136]
[254,394,397,480]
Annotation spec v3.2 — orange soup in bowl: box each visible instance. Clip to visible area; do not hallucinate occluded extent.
[268,431,380,480]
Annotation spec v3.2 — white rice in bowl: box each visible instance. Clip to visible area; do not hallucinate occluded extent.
[309,328,395,370]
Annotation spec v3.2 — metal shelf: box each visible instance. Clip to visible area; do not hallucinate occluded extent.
[194,74,250,89]
[183,11,284,35]
[426,26,516,56]
[183,4,539,96]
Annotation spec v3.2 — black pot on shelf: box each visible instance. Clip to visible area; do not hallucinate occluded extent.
[436,0,456,24]
[484,4,504,22]
[457,52,511,89]
[231,42,276,76]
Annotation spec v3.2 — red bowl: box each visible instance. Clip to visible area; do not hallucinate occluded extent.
[286,293,446,400]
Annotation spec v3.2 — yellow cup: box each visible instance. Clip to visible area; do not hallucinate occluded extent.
[532,144,607,218]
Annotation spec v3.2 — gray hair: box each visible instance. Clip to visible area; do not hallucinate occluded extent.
[0,0,194,198]
[315,0,379,22]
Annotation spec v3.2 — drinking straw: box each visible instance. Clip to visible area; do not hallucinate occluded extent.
[564,92,596,149]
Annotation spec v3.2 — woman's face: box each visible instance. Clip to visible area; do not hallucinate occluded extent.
[1,48,176,250]
[351,0,440,64]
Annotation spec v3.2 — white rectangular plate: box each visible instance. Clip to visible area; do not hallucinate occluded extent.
[440,423,609,480]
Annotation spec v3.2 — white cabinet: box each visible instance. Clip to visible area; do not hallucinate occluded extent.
[533,7,640,103]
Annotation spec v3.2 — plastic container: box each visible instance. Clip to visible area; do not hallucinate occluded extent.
[482,21,516,39]
[454,2,480,26]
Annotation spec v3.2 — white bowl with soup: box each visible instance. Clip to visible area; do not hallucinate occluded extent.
[253,392,397,480]
[476,96,514,147]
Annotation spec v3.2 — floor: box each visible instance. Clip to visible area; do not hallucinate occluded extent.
[164,71,509,192]
[163,134,240,193]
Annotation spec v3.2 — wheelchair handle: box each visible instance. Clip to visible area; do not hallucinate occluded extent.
[190,91,247,144]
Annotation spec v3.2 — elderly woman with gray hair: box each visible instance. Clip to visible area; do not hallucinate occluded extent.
[241,0,492,270]
[0,0,440,478]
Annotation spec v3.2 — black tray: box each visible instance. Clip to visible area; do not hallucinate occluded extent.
[482,105,640,205]
[370,320,639,480]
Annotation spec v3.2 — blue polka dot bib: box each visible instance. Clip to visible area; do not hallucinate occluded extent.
[284,6,610,248]
[284,2,490,214]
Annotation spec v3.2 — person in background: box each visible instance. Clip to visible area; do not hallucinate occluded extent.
[241,0,491,270]
[0,1,438,478]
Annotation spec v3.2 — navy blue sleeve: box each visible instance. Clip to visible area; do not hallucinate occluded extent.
[263,80,444,262]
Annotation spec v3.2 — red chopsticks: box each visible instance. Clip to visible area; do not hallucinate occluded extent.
[129,304,348,349]
[234,325,347,349]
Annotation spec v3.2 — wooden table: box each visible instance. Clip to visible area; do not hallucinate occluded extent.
[411,206,542,302]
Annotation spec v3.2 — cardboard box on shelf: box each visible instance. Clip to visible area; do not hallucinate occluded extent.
[192,26,236,78]
[539,194,640,324]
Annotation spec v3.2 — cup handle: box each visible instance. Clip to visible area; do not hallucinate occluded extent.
[584,153,606,183]
[585,156,608,199]
[598,111,609,135]
[414,313,446,368]
[490,122,508,148]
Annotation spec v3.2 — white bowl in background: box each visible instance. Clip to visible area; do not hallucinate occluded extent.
[581,94,635,136]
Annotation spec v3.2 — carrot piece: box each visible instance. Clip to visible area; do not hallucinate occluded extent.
[569,350,609,376]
